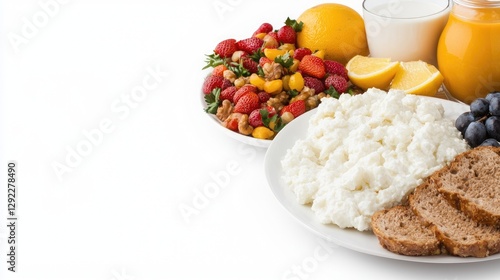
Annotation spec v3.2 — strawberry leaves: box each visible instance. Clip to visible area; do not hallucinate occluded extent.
[275,52,294,69]
[203,53,226,70]
[205,88,221,114]
[285,17,303,32]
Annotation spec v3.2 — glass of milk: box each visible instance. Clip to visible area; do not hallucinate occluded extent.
[362,0,450,66]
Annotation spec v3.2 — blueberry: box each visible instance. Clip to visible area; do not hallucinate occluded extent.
[489,96,500,116]
[485,116,500,141]
[470,98,490,117]
[485,91,500,102]
[455,112,475,135]
[464,121,487,148]
[480,138,500,147]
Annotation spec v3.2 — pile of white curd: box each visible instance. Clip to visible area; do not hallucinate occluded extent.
[281,89,468,231]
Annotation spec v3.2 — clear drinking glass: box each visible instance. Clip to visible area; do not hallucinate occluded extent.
[362,0,451,66]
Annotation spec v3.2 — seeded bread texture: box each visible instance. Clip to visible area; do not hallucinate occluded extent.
[371,205,442,256]
[431,146,500,227]
[409,182,500,258]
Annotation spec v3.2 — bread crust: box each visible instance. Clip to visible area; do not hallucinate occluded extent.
[431,146,500,228]
[409,182,500,258]
[372,147,500,258]
[371,206,442,256]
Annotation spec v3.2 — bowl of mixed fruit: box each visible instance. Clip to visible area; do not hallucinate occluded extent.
[201,18,360,148]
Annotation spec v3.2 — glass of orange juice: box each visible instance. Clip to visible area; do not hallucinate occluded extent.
[437,0,500,104]
[363,0,450,66]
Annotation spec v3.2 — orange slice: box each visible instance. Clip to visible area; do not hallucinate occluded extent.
[390,61,444,96]
[346,55,400,90]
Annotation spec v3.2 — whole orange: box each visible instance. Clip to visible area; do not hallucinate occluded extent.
[296,3,369,65]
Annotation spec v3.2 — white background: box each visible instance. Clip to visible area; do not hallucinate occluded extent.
[1,0,499,279]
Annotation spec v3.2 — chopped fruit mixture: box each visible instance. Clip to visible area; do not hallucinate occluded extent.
[202,18,361,140]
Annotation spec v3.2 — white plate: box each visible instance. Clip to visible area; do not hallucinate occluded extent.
[200,89,272,148]
[264,96,500,263]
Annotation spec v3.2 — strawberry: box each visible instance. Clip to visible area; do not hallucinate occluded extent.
[293,47,312,61]
[277,25,296,44]
[324,60,349,81]
[298,55,326,79]
[278,17,303,44]
[236,37,263,54]
[252,23,273,37]
[259,57,272,67]
[233,85,257,104]
[324,74,349,93]
[266,31,279,42]
[248,106,276,127]
[281,99,306,118]
[234,92,260,114]
[202,75,230,94]
[248,109,264,127]
[242,57,258,73]
[304,76,325,94]
[223,113,242,131]
[220,86,238,103]
[214,39,237,58]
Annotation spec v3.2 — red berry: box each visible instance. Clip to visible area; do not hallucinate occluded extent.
[233,85,257,104]
[221,79,232,90]
[236,37,263,54]
[234,92,260,114]
[257,91,270,103]
[242,57,258,73]
[293,47,312,61]
[324,60,349,81]
[202,75,226,94]
[277,25,296,44]
[281,100,306,118]
[298,55,326,79]
[248,109,264,127]
[266,31,279,42]
[259,57,272,67]
[263,105,276,117]
[248,106,276,127]
[304,77,325,94]
[220,86,237,103]
[214,39,238,58]
[223,113,242,131]
[324,74,349,93]
[252,23,273,37]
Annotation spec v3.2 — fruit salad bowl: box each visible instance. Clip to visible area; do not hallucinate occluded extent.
[200,15,361,148]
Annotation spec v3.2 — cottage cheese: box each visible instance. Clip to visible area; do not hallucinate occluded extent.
[281,89,468,231]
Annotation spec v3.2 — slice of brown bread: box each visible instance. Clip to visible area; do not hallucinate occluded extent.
[409,182,500,257]
[371,205,442,256]
[431,146,500,227]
